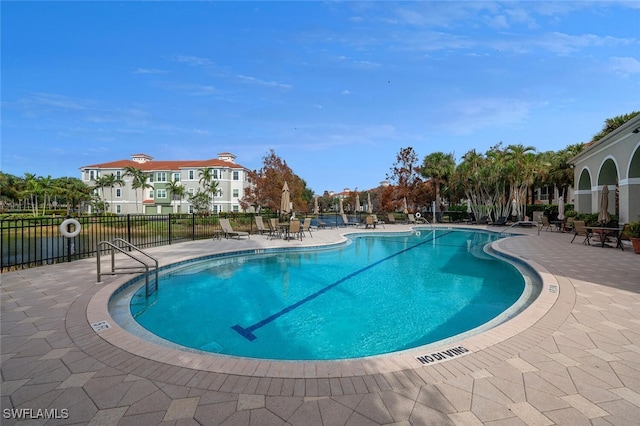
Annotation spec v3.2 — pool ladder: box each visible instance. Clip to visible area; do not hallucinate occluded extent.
[96,238,159,296]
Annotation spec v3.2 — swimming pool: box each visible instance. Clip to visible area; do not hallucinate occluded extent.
[110,229,540,360]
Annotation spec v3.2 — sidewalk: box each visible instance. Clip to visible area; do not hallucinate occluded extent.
[2,225,639,425]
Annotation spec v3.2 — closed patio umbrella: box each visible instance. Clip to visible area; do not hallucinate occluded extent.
[280,182,291,215]
[402,197,408,214]
[367,193,373,214]
[313,196,319,215]
[339,198,344,214]
[511,199,518,219]
[598,185,610,224]
[355,194,360,213]
[557,196,565,221]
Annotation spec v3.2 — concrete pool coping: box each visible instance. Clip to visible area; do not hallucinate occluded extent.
[2,223,639,425]
[88,227,558,379]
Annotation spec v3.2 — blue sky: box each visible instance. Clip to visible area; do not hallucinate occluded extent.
[2,1,639,194]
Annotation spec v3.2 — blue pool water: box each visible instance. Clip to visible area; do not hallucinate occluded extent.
[116,229,534,360]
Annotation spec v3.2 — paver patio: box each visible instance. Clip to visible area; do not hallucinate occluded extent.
[1,224,639,425]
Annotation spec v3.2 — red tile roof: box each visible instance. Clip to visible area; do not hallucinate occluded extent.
[81,158,245,170]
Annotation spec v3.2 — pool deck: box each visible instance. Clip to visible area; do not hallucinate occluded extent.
[2,224,639,425]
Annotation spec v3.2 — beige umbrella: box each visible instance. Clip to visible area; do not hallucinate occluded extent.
[280,182,291,215]
[557,196,565,221]
[339,198,344,214]
[367,193,373,214]
[598,185,610,224]
[355,194,360,213]
[402,197,408,214]
[313,196,319,215]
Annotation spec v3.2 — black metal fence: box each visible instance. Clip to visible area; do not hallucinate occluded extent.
[0,213,260,272]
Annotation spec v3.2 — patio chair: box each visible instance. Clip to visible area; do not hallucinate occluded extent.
[341,214,358,227]
[365,215,376,229]
[540,216,551,231]
[219,218,250,239]
[288,219,303,241]
[254,216,267,235]
[267,218,281,239]
[570,220,591,245]
[387,213,397,224]
[407,214,417,224]
[473,215,489,225]
[301,218,313,237]
[492,216,508,226]
[372,214,384,228]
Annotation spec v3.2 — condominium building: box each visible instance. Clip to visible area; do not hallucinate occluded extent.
[80,153,252,214]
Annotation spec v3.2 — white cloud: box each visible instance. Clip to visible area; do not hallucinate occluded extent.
[133,68,168,75]
[607,56,640,77]
[173,54,212,67]
[236,74,292,89]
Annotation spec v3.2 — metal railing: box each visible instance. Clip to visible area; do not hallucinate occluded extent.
[1,213,255,271]
[97,239,159,296]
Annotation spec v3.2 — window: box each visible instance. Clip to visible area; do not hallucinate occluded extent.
[233,171,239,181]
[213,205,219,214]
[116,170,121,179]
[216,189,223,197]
[89,170,95,180]
[212,169,218,179]
[116,205,121,214]
[149,173,154,183]
[157,189,167,199]
[232,205,239,213]
[149,190,154,199]
[188,170,194,180]
[188,205,194,214]
[173,173,180,181]
[157,172,167,182]
[188,188,195,196]
[116,188,121,198]
[233,189,239,198]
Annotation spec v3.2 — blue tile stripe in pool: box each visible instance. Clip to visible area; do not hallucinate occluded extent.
[231,230,455,341]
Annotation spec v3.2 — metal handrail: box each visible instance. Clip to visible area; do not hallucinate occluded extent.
[96,239,159,296]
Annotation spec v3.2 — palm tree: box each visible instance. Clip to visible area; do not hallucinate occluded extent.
[198,167,219,213]
[92,175,110,213]
[421,152,455,221]
[22,173,41,216]
[124,166,152,213]
[166,178,186,213]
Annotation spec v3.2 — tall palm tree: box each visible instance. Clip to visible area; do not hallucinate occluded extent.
[124,166,152,213]
[166,178,186,213]
[92,175,110,213]
[22,173,41,216]
[421,152,455,220]
[198,167,219,213]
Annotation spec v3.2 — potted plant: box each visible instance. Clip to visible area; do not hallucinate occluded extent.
[627,220,640,254]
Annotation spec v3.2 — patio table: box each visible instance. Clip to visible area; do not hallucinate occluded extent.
[584,226,624,250]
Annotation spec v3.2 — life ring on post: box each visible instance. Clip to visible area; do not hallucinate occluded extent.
[59,219,81,238]
[415,212,421,219]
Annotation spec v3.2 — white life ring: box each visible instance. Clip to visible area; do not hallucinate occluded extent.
[415,212,421,218]
[59,219,81,238]
[415,231,421,237]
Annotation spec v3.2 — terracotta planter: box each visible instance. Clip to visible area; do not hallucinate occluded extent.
[632,237,640,254]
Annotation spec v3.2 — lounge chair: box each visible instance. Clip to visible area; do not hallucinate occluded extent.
[301,218,313,237]
[387,213,397,224]
[407,214,417,224]
[492,216,508,226]
[254,216,267,235]
[341,214,358,227]
[473,215,489,225]
[219,218,250,239]
[372,214,384,228]
[570,220,591,245]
